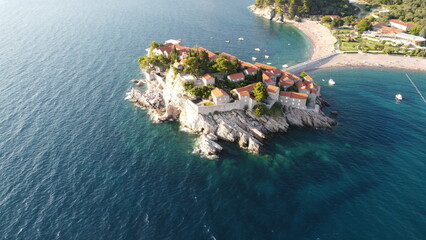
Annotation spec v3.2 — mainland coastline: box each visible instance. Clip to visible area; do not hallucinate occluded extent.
[249,4,426,73]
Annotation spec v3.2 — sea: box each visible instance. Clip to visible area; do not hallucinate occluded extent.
[0,0,425,239]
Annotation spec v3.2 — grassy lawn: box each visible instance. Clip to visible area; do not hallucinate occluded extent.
[340,42,360,51]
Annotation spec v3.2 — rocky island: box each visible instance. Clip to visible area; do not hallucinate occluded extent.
[129,40,336,158]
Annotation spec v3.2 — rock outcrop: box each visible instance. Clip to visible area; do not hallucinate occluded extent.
[129,69,336,158]
[248,4,286,23]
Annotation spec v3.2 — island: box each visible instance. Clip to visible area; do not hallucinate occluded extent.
[128,40,336,158]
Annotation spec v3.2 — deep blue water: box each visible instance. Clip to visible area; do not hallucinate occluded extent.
[1,0,425,239]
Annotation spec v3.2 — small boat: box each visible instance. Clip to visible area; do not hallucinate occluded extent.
[322,79,325,82]
[328,79,336,85]
[251,57,257,61]
[267,62,272,65]
[265,55,269,59]
[238,37,244,41]
[254,48,260,52]
[225,40,230,43]
[395,93,403,101]
[282,64,288,68]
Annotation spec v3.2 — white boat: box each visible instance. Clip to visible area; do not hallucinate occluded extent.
[267,62,272,65]
[395,93,403,101]
[251,57,257,61]
[225,40,230,43]
[254,48,260,52]
[238,37,244,41]
[282,64,288,68]
[328,79,336,85]
[265,55,269,59]
[322,79,325,82]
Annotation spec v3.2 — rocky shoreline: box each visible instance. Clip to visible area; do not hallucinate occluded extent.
[129,69,336,159]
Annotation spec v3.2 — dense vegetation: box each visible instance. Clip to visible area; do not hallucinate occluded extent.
[255,0,358,17]
[365,0,426,36]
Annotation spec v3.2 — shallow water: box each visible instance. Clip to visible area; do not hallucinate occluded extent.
[1,0,425,239]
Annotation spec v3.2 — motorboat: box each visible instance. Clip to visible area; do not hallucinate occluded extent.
[254,48,260,52]
[265,55,269,59]
[238,37,244,41]
[328,79,336,85]
[282,64,288,68]
[225,40,230,43]
[267,62,272,65]
[251,57,257,61]
[395,93,403,101]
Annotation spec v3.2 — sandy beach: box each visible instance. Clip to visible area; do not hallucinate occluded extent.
[290,20,337,60]
[289,20,426,72]
[315,53,426,72]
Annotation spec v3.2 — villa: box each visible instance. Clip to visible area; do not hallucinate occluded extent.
[227,72,245,82]
[389,19,415,31]
[244,67,258,75]
[202,74,215,85]
[211,88,230,105]
[279,92,308,110]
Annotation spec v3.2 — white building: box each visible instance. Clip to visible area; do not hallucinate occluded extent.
[279,92,308,110]
[227,73,245,82]
[267,85,280,101]
[243,67,258,76]
[389,19,415,31]
[202,74,215,85]
[211,88,230,105]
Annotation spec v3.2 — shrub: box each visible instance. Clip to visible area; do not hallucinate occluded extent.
[203,102,214,106]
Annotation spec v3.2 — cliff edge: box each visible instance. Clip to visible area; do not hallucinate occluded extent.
[129,69,336,159]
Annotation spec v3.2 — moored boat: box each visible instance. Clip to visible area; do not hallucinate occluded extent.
[265,55,269,59]
[238,37,244,41]
[395,93,403,101]
[328,79,336,85]
[254,48,260,52]
[251,57,257,61]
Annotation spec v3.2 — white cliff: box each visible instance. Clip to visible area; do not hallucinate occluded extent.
[130,69,336,158]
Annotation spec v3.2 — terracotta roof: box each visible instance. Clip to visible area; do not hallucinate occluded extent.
[254,63,277,70]
[372,22,386,29]
[155,45,173,54]
[233,83,257,93]
[291,92,308,100]
[267,85,279,93]
[296,81,305,89]
[270,69,283,75]
[378,26,403,34]
[228,72,245,80]
[280,92,292,97]
[389,19,415,27]
[304,74,313,81]
[280,80,294,86]
[202,74,214,79]
[262,73,274,83]
[220,52,236,61]
[245,67,258,73]
[239,91,250,97]
[211,88,229,98]
[241,61,257,69]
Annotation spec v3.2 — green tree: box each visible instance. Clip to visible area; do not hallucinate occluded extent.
[253,82,268,101]
[275,0,283,16]
[322,16,332,23]
[357,20,371,32]
[170,46,178,63]
[343,16,354,25]
[213,57,238,75]
[184,57,204,77]
[331,17,343,28]
[419,27,426,38]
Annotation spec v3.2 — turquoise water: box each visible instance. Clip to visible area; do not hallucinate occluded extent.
[1,0,425,239]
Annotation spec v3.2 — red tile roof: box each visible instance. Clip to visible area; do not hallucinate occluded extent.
[233,83,257,94]
[378,26,403,34]
[280,92,292,97]
[245,67,258,74]
[241,61,258,69]
[280,80,294,86]
[304,74,313,81]
[267,85,280,93]
[211,88,228,98]
[254,63,277,70]
[239,91,250,97]
[228,72,245,80]
[202,74,214,80]
[291,92,308,100]
[389,19,415,27]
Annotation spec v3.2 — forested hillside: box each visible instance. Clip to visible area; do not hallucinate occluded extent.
[366,0,426,36]
[255,0,357,16]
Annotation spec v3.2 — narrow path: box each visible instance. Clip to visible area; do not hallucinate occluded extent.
[350,0,367,19]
